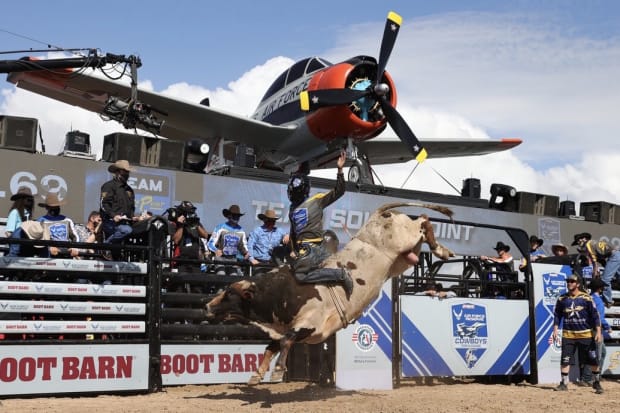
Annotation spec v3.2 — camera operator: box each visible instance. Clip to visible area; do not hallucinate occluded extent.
[170,201,209,279]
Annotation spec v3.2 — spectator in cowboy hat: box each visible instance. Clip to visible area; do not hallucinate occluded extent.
[5,186,35,256]
[100,160,147,258]
[519,235,546,271]
[480,241,515,281]
[552,243,569,257]
[36,193,80,258]
[207,204,250,276]
[528,235,546,261]
[247,209,289,272]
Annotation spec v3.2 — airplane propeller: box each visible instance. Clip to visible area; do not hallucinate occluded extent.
[299,11,427,163]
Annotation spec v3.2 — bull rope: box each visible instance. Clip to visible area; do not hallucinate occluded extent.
[327,285,349,328]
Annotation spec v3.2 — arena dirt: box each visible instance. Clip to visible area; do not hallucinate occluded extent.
[2,378,619,412]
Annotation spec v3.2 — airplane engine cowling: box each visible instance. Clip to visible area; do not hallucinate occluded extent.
[304,56,397,143]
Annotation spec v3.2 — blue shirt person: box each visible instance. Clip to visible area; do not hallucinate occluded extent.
[248,209,289,265]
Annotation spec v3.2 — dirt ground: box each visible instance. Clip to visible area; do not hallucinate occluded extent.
[2,378,619,413]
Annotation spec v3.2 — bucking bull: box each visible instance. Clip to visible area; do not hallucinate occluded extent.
[205,202,454,385]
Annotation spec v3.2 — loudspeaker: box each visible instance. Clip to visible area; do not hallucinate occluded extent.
[234,144,255,168]
[102,133,186,170]
[102,133,143,165]
[559,200,576,217]
[461,178,481,198]
[64,130,91,153]
[543,195,559,217]
[158,140,185,170]
[580,201,617,224]
[516,191,537,214]
[0,115,38,152]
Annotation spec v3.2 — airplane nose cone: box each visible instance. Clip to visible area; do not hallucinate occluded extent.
[373,83,390,96]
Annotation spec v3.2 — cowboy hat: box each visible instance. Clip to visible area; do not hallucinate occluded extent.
[493,241,510,252]
[107,159,134,173]
[20,221,44,240]
[571,232,592,246]
[222,204,244,218]
[10,187,34,201]
[38,193,66,208]
[566,273,580,282]
[529,235,544,247]
[551,243,568,255]
[258,209,280,221]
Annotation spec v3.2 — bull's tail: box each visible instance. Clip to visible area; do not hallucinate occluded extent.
[376,202,454,219]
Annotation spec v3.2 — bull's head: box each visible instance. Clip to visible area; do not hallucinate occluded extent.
[356,202,454,275]
[204,280,255,324]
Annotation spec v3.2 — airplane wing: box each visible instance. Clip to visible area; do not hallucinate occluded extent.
[6,69,296,148]
[357,138,522,165]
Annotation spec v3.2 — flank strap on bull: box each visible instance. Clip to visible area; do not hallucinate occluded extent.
[327,285,350,328]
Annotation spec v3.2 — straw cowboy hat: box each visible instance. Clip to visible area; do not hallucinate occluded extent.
[10,187,34,201]
[258,209,280,221]
[38,193,66,208]
[20,221,45,241]
[222,204,244,217]
[107,159,134,173]
[493,241,510,252]
[551,243,568,255]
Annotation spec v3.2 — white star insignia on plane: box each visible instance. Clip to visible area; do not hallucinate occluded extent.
[311,96,319,104]
[390,23,398,32]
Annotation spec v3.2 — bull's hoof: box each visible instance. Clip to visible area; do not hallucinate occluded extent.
[247,372,263,386]
[270,368,285,383]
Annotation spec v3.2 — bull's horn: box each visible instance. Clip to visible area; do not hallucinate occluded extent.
[376,202,454,219]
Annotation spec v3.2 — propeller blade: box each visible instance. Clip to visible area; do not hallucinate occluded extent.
[380,99,427,163]
[376,11,402,82]
[300,89,369,111]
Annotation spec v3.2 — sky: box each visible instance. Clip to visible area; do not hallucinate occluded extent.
[1,0,620,210]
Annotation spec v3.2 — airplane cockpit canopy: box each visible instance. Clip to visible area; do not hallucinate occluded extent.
[260,57,332,103]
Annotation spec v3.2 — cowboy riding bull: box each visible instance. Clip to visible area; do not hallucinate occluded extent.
[204,202,454,385]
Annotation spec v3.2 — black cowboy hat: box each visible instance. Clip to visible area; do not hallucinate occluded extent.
[222,204,244,218]
[10,187,33,201]
[493,241,510,252]
[529,235,544,247]
[571,232,592,246]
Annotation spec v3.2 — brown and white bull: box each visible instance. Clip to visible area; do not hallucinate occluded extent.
[204,202,454,385]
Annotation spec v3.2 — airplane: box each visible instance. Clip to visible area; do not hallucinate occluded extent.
[455,322,486,338]
[2,11,521,184]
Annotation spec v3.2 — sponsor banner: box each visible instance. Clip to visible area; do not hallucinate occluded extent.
[0,256,147,273]
[0,344,149,395]
[531,263,571,384]
[161,344,277,385]
[0,300,145,314]
[603,345,620,375]
[0,281,146,297]
[0,320,145,333]
[336,282,393,390]
[400,296,530,377]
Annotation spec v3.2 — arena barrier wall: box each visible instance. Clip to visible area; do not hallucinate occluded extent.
[3,223,619,396]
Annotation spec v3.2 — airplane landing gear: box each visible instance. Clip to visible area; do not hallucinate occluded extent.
[347,154,374,185]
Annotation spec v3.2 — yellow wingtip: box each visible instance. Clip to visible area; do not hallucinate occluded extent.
[415,148,428,163]
[388,11,402,26]
[300,91,310,111]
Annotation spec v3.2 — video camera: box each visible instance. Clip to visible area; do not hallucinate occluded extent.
[166,201,200,227]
